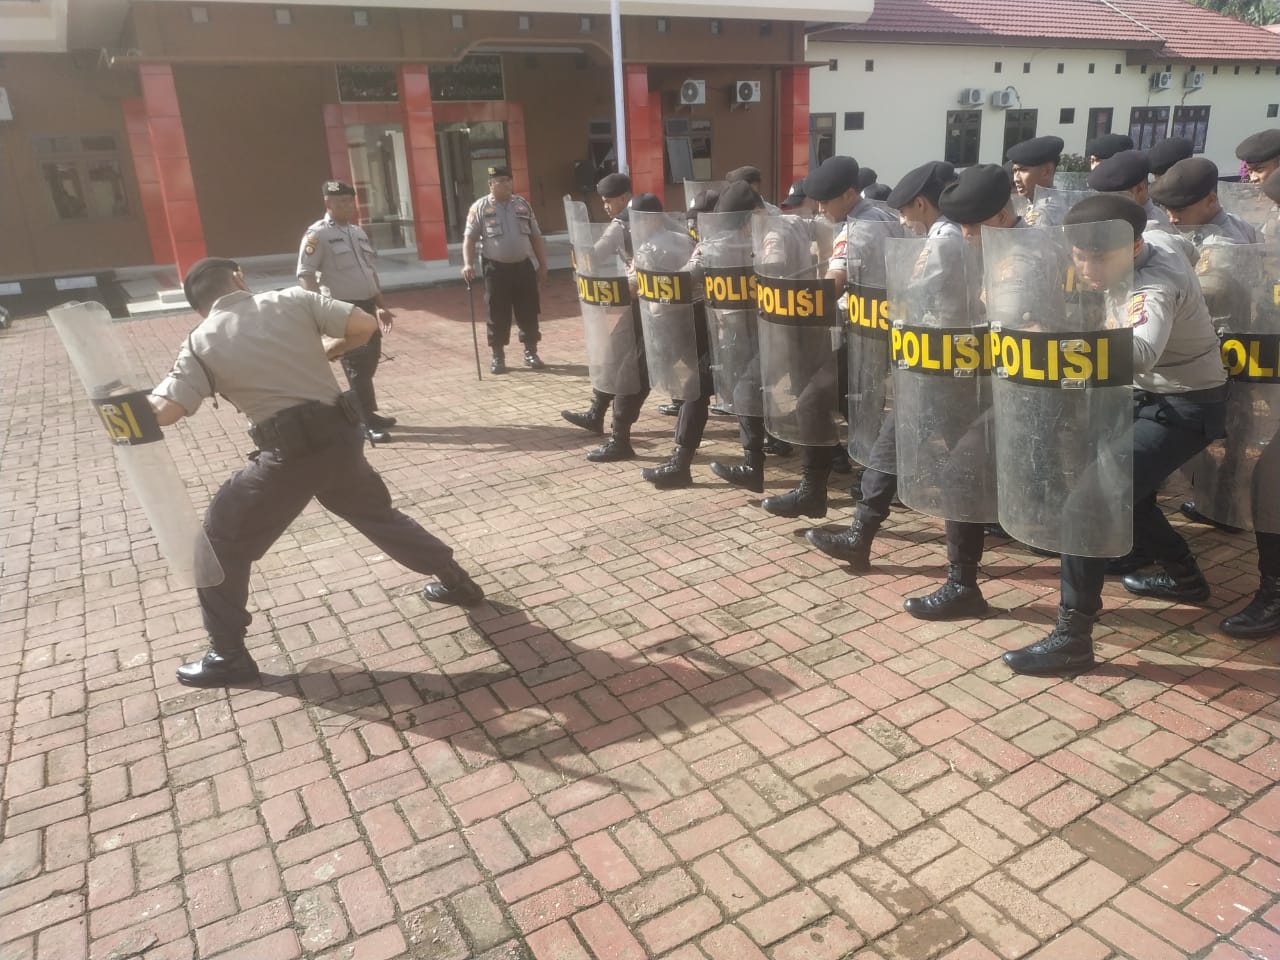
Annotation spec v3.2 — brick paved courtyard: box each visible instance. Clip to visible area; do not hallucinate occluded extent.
[2,276,1279,960]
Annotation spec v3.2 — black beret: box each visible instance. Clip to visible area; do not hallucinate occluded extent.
[1146,137,1194,175]
[182,257,240,311]
[322,180,356,197]
[864,183,892,201]
[1006,136,1065,167]
[780,179,807,209]
[1086,133,1134,160]
[1087,150,1150,192]
[687,189,719,216]
[805,156,860,201]
[715,180,764,213]
[1061,194,1145,248]
[487,165,512,178]
[857,167,878,190]
[1149,157,1219,209]
[726,165,763,185]
[1236,129,1280,164]
[887,160,951,209]
[597,173,632,198]
[630,192,663,213]
[937,164,1012,224]
[1264,169,1280,205]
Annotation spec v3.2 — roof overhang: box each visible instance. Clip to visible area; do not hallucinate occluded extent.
[0,0,68,53]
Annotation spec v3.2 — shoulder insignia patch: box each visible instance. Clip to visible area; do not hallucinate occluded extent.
[1127,292,1148,328]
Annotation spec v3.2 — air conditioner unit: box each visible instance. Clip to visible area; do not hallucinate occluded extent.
[734,80,762,104]
[958,88,984,106]
[990,89,1015,108]
[1150,71,1173,91]
[1184,70,1205,90]
[679,79,706,106]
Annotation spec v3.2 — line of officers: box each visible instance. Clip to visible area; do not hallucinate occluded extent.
[563,128,1280,678]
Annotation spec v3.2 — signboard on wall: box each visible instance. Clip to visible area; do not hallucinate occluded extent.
[336,65,400,103]
[428,56,504,102]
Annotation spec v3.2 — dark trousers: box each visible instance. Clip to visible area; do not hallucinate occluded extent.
[1258,532,1280,578]
[484,259,540,352]
[342,299,381,421]
[739,415,766,453]
[946,521,986,565]
[1062,388,1226,615]
[198,424,454,653]
[593,302,650,428]
[674,304,715,448]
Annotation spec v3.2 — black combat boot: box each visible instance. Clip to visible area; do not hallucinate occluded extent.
[641,444,695,489]
[658,400,683,416]
[524,349,545,369]
[1003,607,1097,675]
[761,462,829,519]
[762,435,793,457]
[1106,548,1153,576]
[176,647,261,687]
[587,421,635,462]
[1221,575,1280,639]
[904,564,990,621]
[422,561,485,607]
[561,392,609,435]
[1123,554,1211,603]
[490,349,507,375]
[831,445,854,475]
[805,519,876,572]
[710,450,765,494]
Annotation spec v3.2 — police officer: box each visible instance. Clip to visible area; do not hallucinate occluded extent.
[150,259,484,687]
[1086,133,1134,169]
[461,166,548,374]
[561,177,654,462]
[1146,137,1194,183]
[1007,135,1065,213]
[1149,158,1261,244]
[298,181,395,444]
[886,160,961,238]
[1003,196,1228,675]
[779,179,815,217]
[1087,150,1170,226]
[1235,129,1280,184]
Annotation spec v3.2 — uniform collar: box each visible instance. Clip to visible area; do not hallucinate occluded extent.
[208,289,253,313]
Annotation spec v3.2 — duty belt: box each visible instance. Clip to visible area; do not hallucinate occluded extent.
[249,395,360,456]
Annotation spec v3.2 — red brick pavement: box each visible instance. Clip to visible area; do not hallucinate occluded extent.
[1,277,1278,959]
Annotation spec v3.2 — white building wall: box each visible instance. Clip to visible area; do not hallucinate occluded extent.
[807,39,1280,183]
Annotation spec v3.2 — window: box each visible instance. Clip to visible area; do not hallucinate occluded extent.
[844,112,864,131]
[1269,104,1279,119]
[352,9,369,27]
[1060,108,1075,124]
[810,113,836,167]
[1087,107,1113,144]
[580,16,593,31]
[190,5,209,24]
[664,117,712,183]
[1128,106,1169,150]
[994,61,1002,73]
[337,64,399,102]
[273,7,291,26]
[1002,109,1038,159]
[450,13,464,29]
[1171,105,1210,153]
[35,134,130,221]
[945,110,982,167]
[517,14,531,31]
[1088,63,1096,74]
[1057,63,1065,74]
[865,59,874,72]
[1023,62,1031,74]
[1115,64,1122,74]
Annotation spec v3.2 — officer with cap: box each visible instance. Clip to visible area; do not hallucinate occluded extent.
[1087,149,1170,226]
[298,180,396,444]
[1003,195,1227,675]
[1235,129,1280,184]
[764,154,903,521]
[1006,135,1065,213]
[150,258,485,687]
[857,167,879,193]
[462,166,548,374]
[1086,133,1134,168]
[1147,137,1194,182]
[780,179,816,216]
[886,161,961,238]
[1149,157,1261,243]
[561,174,653,462]
[864,184,894,202]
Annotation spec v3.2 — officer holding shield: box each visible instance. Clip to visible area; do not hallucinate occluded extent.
[1236,129,1280,184]
[1149,158,1261,244]
[1086,133,1134,169]
[1008,136,1064,216]
[1146,137,1194,184]
[1087,150,1170,227]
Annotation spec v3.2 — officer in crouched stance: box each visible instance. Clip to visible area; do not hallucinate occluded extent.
[150,259,485,688]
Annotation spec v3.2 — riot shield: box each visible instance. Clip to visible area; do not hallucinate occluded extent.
[1054,171,1091,191]
[49,301,224,588]
[630,209,701,401]
[753,213,840,445]
[1218,181,1272,234]
[1190,241,1280,532]
[985,222,1136,556]
[888,235,998,522]
[698,210,762,417]
[683,179,729,210]
[1026,186,1093,227]
[564,197,643,396]
[844,218,898,470]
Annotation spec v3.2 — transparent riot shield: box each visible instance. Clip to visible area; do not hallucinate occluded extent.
[1054,171,1091,191]
[564,197,642,396]
[698,210,762,417]
[683,179,729,210]
[1191,241,1280,532]
[1026,186,1093,227]
[48,301,224,588]
[630,209,701,401]
[1218,181,1272,234]
[844,219,898,470]
[986,221,1136,556]
[888,235,998,522]
[753,214,839,445]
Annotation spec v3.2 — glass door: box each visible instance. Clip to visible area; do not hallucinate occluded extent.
[346,124,415,250]
[436,121,508,243]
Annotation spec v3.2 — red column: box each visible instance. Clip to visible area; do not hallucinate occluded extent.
[778,66,810,202]
[139,64,207,277]
[506,102,531,201]
[397,65,447,262]
[624,64,664,198]
[121,97,172,266]
[323,104,355,185]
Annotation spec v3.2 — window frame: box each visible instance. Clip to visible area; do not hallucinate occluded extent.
[34,132,132,223]
[944,109,982,168]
